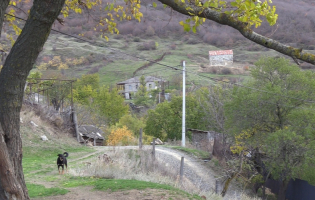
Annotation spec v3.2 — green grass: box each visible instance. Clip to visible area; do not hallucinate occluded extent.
[26,183,68,198]
[62,177,203,199]
[165,146,210,159]
[23,146,95,176]
[38,34,258,87]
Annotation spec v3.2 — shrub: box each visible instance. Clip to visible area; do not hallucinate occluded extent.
[187,54,193,59]
[211,68,217,74]
[182,35,190,41]
[221,68,232,75]
[186,38,199,44]
[137,41,156,51]
[145,25,155,36]
[170,43,176,50]
[132,27,142,37]
[87,66,101,74]
[107,126,134,146]
[84,31,94,39]
[133,37,141,42]
[243,66,249,71]
[118,23,134,35]
[113,34,123,39]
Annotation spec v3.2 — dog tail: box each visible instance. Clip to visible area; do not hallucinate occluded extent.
[63,152,69,157]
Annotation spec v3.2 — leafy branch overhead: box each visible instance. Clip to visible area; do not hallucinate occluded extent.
[157,0,315,65]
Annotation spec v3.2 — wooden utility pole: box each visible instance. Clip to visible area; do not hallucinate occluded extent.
[139,128,143,149]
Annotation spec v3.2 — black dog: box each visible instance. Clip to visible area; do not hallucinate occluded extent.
[57,152,68,174]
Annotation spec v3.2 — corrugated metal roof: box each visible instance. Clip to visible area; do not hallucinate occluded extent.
[78,125,104,140]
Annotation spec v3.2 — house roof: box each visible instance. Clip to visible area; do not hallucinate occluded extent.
[187,128,209,134]
[117,76,165,85]
[78,125,104,142]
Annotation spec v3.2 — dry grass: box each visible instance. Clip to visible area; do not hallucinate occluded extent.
[69,146,261,200]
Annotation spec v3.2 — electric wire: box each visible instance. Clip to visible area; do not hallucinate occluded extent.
[4,12,315,103]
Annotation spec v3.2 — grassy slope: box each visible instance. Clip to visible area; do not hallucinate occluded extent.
[39,33,281,87]
[20,107,205,199]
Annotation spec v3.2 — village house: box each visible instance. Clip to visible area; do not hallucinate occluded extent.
[117,76,166,99]
[78,125,105,146]
[209,50,233,66]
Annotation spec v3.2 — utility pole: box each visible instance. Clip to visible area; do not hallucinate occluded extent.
[182,61,186,147]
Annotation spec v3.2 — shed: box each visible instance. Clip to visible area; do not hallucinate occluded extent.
[188,128,215,153]
[78,125,105,146]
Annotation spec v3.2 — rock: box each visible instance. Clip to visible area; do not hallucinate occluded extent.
[30,121,38,127]
[156,138,163,145]
[86,141,93,146]
[41,135,48,141]
[150,138,164,145]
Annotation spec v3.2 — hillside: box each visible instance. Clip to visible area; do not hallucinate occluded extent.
[21,105,240,200]
[1,0,315,86]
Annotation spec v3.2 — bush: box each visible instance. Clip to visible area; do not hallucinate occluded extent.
[221,68,232,75]
[137,41,156,51]
[113,34,123,39]
[210,68,217,74]
[145,26,155,36]
[170,43,176,50]
[133,37,141,42]
[186,38,199,44]
[187,54,193,59]
[107,126,134,146]
[132,27,142,37]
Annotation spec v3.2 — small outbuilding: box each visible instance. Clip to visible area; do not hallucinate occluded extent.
[188,128,215,154]
[78,125,105,146]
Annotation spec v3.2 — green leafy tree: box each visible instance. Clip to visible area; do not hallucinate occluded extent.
[225,57,315,200]
[133,75,153,107]
[94,86,129,126]
[73,74,99,105]
[145,94,207,140]
[116,114,145,136]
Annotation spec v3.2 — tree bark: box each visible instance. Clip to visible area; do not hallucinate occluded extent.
[0,0,65,199]
[0,0,10,37]
[278,180,289,200]
[157,0,315,65]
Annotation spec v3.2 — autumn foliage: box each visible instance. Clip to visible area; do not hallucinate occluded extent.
[107,126,134,146]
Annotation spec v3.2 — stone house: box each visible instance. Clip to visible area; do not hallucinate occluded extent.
[209,50,233,66]
[117,76,165,100]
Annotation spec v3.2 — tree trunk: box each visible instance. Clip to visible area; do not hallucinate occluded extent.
[0,0,65,199]
[277,180,289,200]
[0,0,10,37]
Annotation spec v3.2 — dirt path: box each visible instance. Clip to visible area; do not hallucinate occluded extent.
[92,146,242,199]
[31,146,242,200]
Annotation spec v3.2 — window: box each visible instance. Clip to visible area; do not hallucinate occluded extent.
[149,84,152,89]
[136,84,138,89]
[129,85,132,90]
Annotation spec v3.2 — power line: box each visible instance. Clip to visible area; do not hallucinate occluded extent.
[4,13,315,103]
